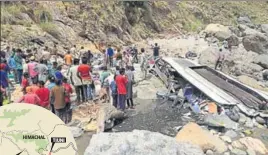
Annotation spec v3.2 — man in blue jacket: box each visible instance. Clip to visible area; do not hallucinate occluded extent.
[107,45,114,67]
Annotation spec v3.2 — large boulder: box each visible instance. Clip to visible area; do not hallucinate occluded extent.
[97,102,126,133]
[227,35,239,46]
[198,47,218,68]
[253,54,268,69]
[85,130,204,155]
[176,122,227,153]
[204,24,232,41]
[204,114,238,130]
[229,26,241,37]
[242,33,268,54]
[232,137,268,154]
[242,28,263,37]
[238,24,262,37]
[260,24,268,35]
[237,16,254,28]
[231,63,263,76]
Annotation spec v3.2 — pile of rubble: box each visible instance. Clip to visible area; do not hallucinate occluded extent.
[71,102,100,133]
[69,101,127,138]
[10,85,23,103]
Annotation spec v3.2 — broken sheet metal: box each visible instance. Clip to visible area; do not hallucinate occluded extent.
[193,67,267,110]
[163,57,238,106]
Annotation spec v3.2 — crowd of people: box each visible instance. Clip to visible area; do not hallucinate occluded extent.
[0,43,161,123]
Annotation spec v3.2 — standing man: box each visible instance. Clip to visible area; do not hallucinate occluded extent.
[51,44,58,62]
[5,46,11,60]
[14,49,23,84]
[0,64,10,100]
[50,80,67,122]
[28,56,39,84]
[115,68,128,111]
[70,45,77,58]
[37,60,49,82]
[77,57,92,101]
[35,81,50,109]
[64,51,73,66]
[8,55,18,83]
[68,58,84,103]
[79,46,86,60]
[126,66,134,109]
[215,48,225,70]
[140,48,147,79]
[153,43,160,60]
[49,62,58,77]
[70,45,77,53]
[85,50,93,64]
[41,46,51,61]
[107,45,114,67]
[132,45,138,63]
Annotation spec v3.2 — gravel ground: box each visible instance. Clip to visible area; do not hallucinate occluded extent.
[113,98,193,137]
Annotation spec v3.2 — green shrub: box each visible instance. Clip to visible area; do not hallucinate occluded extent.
[183,19,203,32]
[4,5,22,16]
[34,7,53,23]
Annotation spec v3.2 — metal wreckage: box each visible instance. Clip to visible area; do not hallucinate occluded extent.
[150,57,268,129]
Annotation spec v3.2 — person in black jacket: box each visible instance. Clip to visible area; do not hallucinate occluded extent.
[153,43,160,60]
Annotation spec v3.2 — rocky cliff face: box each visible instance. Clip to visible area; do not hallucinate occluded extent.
[1,1,268,51]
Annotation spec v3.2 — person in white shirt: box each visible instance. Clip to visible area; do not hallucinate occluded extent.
[23,59,29,74]
[41,46,51,61]
[215,48,226,70]
[140,48,147,79]
[68,58,84,103]
[70,45,77,54]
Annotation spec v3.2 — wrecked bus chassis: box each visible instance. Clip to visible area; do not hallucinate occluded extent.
[151,57,268,124]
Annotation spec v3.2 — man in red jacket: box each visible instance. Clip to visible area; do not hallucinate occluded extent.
[35,81,50,109]
[115,68,128,110]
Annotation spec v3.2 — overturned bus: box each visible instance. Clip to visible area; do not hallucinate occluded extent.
[150,57,268,119]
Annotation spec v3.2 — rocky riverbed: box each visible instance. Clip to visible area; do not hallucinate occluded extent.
[3,2,268,154]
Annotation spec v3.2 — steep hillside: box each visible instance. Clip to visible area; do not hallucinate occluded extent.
[1,1,268,51]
